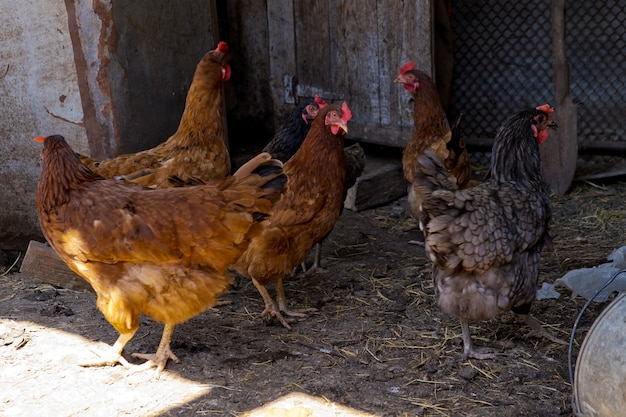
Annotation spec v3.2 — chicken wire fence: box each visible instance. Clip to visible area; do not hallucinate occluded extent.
[448,0,626,171]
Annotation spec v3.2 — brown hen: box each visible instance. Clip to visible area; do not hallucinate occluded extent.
[395,62,474,219]
[233,102,352,328]
[36,135,286,373]
[413,105,564,360]
[79,41,232,187]
[262,96,365,272]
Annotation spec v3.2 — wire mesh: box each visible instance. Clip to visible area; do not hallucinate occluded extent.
[448,1,626,149]
[567,1,626,144]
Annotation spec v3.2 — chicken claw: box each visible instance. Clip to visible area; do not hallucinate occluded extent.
[300,244,329,275]
[275,279,318,317]
[80,351,132,369]
[80,332,134,368]
[251,278,317,329]
[131,349,179,374]
[460,320,496,361]
[259,304,293,329]
[130,323,180,373]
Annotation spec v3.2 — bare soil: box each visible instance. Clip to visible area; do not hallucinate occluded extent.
[1,179,624,417]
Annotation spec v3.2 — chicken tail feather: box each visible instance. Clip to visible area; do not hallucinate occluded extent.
[414,150,458,194]
[233,153,273,178]
[233,152,288,206]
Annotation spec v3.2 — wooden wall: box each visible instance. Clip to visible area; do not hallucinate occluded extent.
[0,0,220,250]
[224,0,433,150]
[1,0,432,251]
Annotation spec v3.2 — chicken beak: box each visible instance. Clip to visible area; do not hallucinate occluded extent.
[331,122,349,136]
[393,76,403,84]
[548,121,558,130]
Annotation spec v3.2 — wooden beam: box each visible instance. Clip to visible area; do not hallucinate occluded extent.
[344,156,406,212]
[267,0,296,125]
[348,124,411,148]
[540,0,577,195]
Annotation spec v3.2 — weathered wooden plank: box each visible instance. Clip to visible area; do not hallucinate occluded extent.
[540,0,577,195]
[381,1,432,141]
[344,156,406,212]
[329,1,381,128]
[294,1,331,96]
[348,124,411,148]
[267,0,297,120]
[19,240,92,292]
[377,3,409,130]
[264,0,432,148]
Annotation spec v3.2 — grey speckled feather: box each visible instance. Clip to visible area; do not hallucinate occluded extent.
[413,107,554,322]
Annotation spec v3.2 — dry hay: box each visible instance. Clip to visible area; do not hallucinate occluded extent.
[2,180,626,416]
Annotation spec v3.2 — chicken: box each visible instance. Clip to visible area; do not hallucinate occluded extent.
[263,97,365,271]
[79,41,232,187]
[262,95,327,162]
[412,105,563,360]
[395,61,474,220]
[307,142,366,272]
[233,102,352,328]
[35,134,286,373]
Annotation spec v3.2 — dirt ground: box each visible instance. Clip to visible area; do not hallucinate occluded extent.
[1,178,624,417]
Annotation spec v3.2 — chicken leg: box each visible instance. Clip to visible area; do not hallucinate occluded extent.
[275,278,318,317]
[131,323,180,373]
[252,278,292,329]
[301,243,328,274]
[460,320,495,360]
[80,331,135,368]
[251,278,317,329]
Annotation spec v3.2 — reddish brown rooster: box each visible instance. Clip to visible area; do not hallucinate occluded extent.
[395,61,474,220]
[79,41,232,187]
[413,105,565,360]
[36,135,286,372]
[233,102,352,328]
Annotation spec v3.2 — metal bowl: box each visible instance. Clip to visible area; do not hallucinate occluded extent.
[575,292,626,416]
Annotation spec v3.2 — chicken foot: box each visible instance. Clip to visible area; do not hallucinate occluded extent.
[131,323,180,373]
[520,314,567,345]
[275,278,318,317]
[252,278,293,329]
[300,243,328,274]
[460,320,495,360]
[80,331,134,368]
[251,278,317,329]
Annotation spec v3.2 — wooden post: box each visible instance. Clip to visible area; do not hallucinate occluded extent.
[541,0,577,194]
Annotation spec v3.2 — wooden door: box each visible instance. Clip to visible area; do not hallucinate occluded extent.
[267,0,433,148]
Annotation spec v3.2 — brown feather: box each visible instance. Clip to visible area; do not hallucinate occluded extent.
[396,67,474,219]
[78,43,232,187]
[36,135,286,362]
[234,103,348,288]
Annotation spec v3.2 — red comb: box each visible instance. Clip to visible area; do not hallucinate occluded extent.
[399,61,416,75]
[341,102,352,122]
[216,42,228,53]
[314,94,328,108]
[536,104,554,114]
[34,136,46,143]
